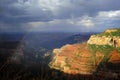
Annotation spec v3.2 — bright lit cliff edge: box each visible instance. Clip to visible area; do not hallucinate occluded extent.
[49,28,120,79]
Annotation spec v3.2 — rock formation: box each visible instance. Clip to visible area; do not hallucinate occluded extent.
[49,28,120,76]
[108,50,120,63]
[49,43,105,75]
[87,29,120,47]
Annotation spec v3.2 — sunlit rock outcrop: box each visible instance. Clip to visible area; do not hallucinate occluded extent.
[49,28,120,76]
[49,43,104,75]
[108,50,120,63]
[87,29,120,47]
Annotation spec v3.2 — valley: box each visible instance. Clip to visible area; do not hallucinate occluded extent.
[0,29,120,80]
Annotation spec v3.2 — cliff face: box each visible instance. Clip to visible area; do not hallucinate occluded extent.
[108,50,120,63]
[49,28,120,75]
[49,43,104,75]
[87,35,120,47]
[87,29,120,47]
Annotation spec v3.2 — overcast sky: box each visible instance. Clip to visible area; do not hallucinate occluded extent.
[0,0,120,32]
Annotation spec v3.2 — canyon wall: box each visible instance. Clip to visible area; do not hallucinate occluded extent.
[49,28,120,76]
[49,43,104,75]
[87,29,120,47]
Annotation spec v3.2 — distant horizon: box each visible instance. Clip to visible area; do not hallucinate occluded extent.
[0,30,102,34]
[1,27,119,33]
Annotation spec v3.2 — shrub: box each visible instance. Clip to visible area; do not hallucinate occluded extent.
[95,28,120,37]
[88,44,114,55]
[117,47,120,53]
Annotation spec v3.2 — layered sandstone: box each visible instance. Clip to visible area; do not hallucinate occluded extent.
[105,29,118,33]
[108,50,120,63]
[49,28,120,75]
[49,43,104,75]
[87,29,120,47]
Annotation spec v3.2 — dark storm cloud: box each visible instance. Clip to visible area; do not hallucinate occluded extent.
[53,0,120,19]
[0,0,54,23]
[0,0,120,32]
[0,0,120,23]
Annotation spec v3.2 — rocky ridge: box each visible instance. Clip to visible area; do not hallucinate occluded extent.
[49,43,105,75]
[49,28,120,76]
[88,29,120,47]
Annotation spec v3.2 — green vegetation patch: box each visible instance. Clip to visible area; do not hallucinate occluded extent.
[65,58,71,68]
[96,28,120,37]
[116,47,120,53]
[88,44,115,55]
[87,44,120,64]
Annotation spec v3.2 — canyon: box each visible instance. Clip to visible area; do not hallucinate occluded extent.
[49,28,120,79]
